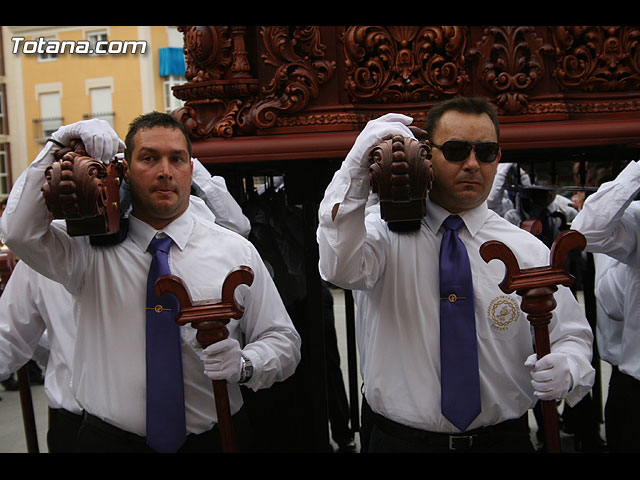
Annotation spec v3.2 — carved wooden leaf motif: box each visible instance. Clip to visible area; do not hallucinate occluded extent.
[469,26,554,115]
[343,26,469,103]
[551,26,640,92]
[248,26,336,130]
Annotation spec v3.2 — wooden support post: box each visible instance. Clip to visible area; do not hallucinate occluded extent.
[154,266,254,453]
[480,229,587,453]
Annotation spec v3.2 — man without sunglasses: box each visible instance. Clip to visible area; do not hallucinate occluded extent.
[317,96,595,452]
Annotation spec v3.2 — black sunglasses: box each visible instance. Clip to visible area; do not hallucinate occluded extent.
[431,140,500,164]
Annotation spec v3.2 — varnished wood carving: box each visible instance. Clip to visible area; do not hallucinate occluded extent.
[249,26,336,130]
[41,139,123,236]
[469,26,554,115]
[171,26,640,141]
[154,266,254,453]
[480,229,587,453]
[173,26,335,138]
[172,26,259,139]
[369,127,433,231]
[551,26,640,92]
[343,26,469,103]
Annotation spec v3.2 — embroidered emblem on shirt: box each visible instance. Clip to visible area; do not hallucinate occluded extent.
[487,296,520,331]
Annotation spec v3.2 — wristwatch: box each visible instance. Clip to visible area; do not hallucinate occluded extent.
[240,355,253,383]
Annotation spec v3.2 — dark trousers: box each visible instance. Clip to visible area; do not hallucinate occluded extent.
[605,366,640,452]
[322,286,353,447]
[75,408,254,453]
[365,400,533,453]
[48,408,84,453]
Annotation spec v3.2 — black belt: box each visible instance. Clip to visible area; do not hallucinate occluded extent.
[49,407,83,423]
[82,412,148,444]
[611,366,640,388]
[371,409,527,451]
[81,412,226,444]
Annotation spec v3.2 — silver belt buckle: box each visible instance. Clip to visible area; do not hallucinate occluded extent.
[449,434,474,450]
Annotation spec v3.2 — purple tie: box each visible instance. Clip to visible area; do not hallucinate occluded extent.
[439,215,481,431]
[146,236,186,452]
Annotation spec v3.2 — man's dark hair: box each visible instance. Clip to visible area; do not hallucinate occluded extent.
[124,111,192,161]
[425,96,500,143]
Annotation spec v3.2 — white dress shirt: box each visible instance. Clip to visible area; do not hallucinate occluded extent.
[503,195,578,232]
[317,162,595,433]
[593,253,625,367]
[0,195,247,422]
[0,260,83,414]
[572,160,640,381]
[1,142,301,437]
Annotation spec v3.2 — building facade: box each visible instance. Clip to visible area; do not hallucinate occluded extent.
[0,25,186,195]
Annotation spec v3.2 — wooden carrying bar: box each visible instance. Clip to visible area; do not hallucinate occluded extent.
[41,139,123,237]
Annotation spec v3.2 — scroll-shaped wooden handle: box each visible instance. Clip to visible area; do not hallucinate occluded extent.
[479,229,587,453]
[520,218,542,237]
[154,266,254,453]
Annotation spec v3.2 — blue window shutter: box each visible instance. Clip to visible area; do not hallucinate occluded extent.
[159,47,186,77]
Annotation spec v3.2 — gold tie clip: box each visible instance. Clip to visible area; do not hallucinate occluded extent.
[146,304,173,313]
[441,293,466,303]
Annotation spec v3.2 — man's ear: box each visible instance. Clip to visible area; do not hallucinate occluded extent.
[122,157,130,183]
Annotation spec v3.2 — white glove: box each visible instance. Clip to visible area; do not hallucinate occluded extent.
[202,338,243,383]
[345,113,415,169]
[51,118,124,164]
[525,352,573,401]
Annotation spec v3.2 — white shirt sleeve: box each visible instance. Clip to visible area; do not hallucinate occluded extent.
[317,161,391,291]
[572,160,640,267]
[0,262,47,380]
[191,158,251,238]
[0,142,89,294]
[235,243,302,391]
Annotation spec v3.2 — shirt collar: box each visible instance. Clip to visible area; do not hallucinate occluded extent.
[425,196,489,238]
[128,207,194,253]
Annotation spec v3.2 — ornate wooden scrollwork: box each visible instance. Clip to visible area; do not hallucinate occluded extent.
[550,26,640,92]
[41,139,123,236]
[172,26,336,138]
[247,26,336,130]
[171,26,640,140]
[368,126,433,231]
[172,26,259,139]
[469,26,554,115]
[343,26,469,103]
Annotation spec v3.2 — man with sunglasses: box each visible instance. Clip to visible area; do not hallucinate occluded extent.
[317,96,594,452]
